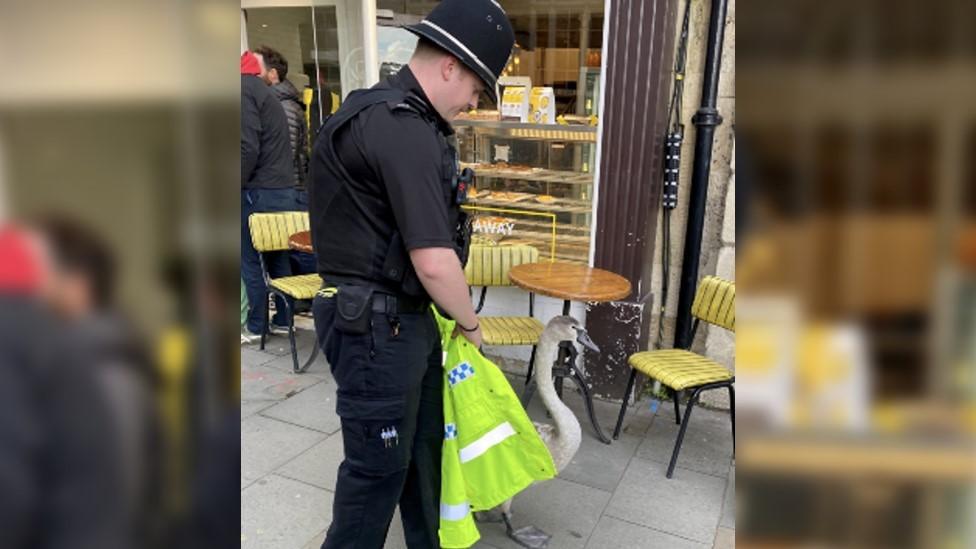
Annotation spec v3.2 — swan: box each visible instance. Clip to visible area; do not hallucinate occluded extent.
[479,315,599,549]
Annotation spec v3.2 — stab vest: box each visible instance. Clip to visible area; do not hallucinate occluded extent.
[309,86,470,298]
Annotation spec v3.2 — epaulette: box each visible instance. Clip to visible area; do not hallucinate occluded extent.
[389,93,432,119]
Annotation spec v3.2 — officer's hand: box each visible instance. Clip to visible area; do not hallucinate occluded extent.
[453,323,483,350]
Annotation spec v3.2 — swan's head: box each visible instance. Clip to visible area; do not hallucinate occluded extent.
[544,316,600,354]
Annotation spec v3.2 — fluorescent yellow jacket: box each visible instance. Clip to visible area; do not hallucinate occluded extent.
[434,309,556,548]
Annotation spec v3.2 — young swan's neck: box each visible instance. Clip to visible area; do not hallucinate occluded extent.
[533,332,582,470]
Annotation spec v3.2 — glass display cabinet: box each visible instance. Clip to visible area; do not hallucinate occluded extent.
[454,120,598,264]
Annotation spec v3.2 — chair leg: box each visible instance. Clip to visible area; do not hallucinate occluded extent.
[672,387,681,425]
[524,345,537,386]
[728,384,735,456]
[297,332,320,374]
[667,387,702,478]
[279,295,300,374]
[260,291,269,350]
[613,368,639,440]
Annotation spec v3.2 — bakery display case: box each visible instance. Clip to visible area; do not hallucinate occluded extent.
[454,119,598,264]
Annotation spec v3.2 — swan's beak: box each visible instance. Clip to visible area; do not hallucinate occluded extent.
[576,328,600,354]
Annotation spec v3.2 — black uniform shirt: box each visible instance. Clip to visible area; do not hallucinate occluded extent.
[309,66,458,289]
[335,67,455,250]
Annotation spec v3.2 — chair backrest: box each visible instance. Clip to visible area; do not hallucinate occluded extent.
[248,212,310,253]
[465,244,539,287]
[691,276,735,331]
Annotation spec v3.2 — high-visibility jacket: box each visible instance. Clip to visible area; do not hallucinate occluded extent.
[434,309,556,548]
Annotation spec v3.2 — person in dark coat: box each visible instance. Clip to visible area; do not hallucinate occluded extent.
[254,46,317,278]
[254,46,309,189]
[241,50,302,338]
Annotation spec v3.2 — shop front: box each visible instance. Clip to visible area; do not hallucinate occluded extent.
[244,0,682,399]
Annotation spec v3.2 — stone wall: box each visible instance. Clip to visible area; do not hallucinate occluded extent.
[649,0,735,409]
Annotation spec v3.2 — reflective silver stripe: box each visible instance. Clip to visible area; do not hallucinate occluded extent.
[459,421,516,463]
[440,501,470,521]
[488,0,506,13]
[420,20,495,86]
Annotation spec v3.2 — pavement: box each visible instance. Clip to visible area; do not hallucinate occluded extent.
[242,319,735,548]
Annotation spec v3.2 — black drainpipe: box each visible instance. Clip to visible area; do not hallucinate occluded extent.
[673,0,729,349]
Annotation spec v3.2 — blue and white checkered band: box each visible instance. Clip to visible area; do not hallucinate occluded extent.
[447,362,475,387]
[444,423,458,440]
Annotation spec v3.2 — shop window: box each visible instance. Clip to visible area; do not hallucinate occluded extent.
[244,6,340,133]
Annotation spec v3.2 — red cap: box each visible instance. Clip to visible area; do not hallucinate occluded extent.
[241,51,262,75]
[0,226,45,294]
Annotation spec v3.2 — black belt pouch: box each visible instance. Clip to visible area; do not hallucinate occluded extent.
[335,285,374,335]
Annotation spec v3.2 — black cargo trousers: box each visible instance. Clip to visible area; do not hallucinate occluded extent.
[314,289,444,549]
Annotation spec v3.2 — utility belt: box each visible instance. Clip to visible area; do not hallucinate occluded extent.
[318,282,430,336]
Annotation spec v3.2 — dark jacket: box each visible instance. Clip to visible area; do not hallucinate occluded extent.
[271,79,309,189]
[241,74,295,189]
[308,67,462,298]
[0,297,128,549]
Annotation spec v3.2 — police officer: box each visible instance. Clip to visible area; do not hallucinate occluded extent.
[307,0,514,547]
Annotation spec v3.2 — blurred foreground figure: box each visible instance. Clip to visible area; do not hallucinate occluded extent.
[0,219,160,549]
[34,216,162,543]
[0,224,127,549]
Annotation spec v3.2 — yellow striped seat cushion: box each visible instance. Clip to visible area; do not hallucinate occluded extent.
[269,274,322,300]
[481,316,544,346]
[628,349,732,390]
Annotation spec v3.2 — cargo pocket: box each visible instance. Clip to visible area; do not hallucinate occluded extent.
[336,393,408,476]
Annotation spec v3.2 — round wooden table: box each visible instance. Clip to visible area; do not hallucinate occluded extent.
[508,262,632,444]
[508,261,632,313]
[288,230,313,253]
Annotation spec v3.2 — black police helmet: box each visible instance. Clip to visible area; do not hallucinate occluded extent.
[403,0,515,102]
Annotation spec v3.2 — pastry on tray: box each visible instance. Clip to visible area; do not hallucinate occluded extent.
[535,194,557,204]
[489,191,533,203]
[454,110,500,121]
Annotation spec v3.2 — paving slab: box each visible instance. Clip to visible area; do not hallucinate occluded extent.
[298,507,503,549]
[612,399,658,439]
[301,530,326,549]
[243,347,278,368]
[242,475,333,549]
[242,399,276,419]
[713,526,734,549]
[277,434,345,491]
[635,406,733,478]
[242,364,325,403]
[720,466,735,529]
[585,516,708,549]
[260,380,341,435]
[476,478,612,549]
[605,457,726,544]
[242,415,328,481]
[243,344,734,549]
[558,425,643,492]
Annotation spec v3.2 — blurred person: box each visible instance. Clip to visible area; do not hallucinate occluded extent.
[306,0,513,546]
[241,50,302,341]
[0,223,129,549]
[254,45,317,279]
[32,215,163,547]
